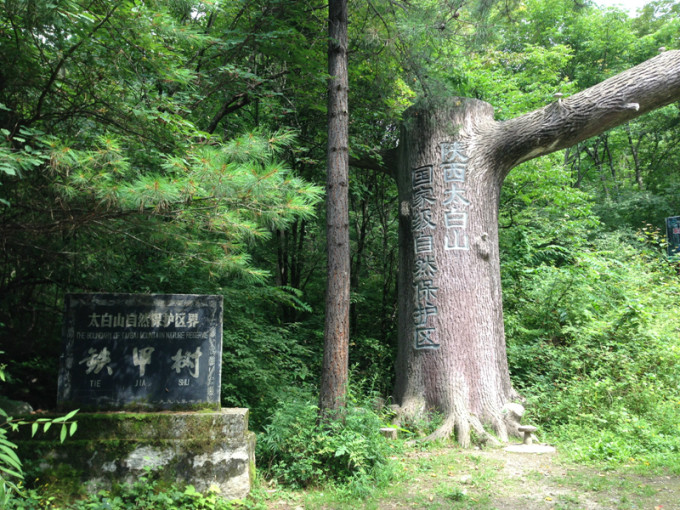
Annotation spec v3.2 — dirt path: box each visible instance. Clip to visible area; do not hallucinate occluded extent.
[378,445,680,509]
[264,445,680,509]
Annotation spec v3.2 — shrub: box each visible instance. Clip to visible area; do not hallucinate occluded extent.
[504,230,680,466]
[257,390,396,490]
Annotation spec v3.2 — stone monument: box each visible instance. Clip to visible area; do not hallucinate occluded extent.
[58,293,223,411]
[17,293,255,501]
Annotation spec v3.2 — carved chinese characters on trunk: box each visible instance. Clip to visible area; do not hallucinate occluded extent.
[441,142,470,252]
[411,141,470,351]
[58,293,223,411]
[412,165,440,350]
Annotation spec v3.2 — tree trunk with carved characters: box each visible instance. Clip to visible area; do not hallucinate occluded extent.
[391,51,680,446]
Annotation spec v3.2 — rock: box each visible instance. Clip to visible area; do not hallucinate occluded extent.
[502,402,525,438]
[504,444,556,454]
[517,425,538,445]
[380,427,398,439]
[0,396,33,420]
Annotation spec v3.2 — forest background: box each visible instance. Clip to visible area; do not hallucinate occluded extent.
[1,0,680,504]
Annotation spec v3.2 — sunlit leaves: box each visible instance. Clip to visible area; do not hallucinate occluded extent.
[119,174,183,212]
[42,127,322,281]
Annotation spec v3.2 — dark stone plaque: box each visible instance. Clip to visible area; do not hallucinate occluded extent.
[57,293,223,411]
[667,216,680,258]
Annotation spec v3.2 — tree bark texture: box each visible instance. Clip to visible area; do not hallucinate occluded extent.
[394,98,513,446]
[320,0,350,413]
[392,50,680,445]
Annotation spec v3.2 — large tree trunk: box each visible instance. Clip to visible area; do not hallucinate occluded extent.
[319,0,350,414]
[393,98,515,446]
[391,50,680,445]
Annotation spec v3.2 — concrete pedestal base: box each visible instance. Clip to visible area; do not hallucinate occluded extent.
[504,444,556,454]
[15,409,255,500]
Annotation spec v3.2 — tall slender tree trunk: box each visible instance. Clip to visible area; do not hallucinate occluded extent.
[319,0,350,413]
[625,126,645,189]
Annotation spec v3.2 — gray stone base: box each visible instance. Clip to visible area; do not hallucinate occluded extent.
[504,444,557,454]
[15,409,255,500]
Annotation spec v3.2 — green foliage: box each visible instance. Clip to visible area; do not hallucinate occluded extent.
[0,357,78,506]
[0,426,22,506]
[257,390,397,491]
[46,128,322,282]
[220,294,318,430]
[504,227,680,465]
[4,476,247,510]
[468,44,577,118]
[0,410,79,505]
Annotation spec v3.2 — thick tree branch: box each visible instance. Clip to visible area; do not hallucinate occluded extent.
[349,147,398,177]
[205,93,251,134]
[204,71,287,134]
[491,50,680,174]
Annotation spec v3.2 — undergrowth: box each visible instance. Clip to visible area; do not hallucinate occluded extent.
[256,388,399,496]
[504,229,680,469]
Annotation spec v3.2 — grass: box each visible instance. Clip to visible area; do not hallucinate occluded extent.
[248,439,680,510]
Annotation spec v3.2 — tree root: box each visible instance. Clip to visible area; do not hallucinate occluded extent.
[392,400,525,448]
[421,414,502,448]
